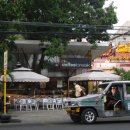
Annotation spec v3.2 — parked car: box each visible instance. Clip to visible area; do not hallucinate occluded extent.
[64,81,130,124]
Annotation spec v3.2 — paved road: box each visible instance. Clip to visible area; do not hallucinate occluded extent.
[0,109,130,130]
[8,109,70,124]
[8,109,130,124]
[0,123,130,130]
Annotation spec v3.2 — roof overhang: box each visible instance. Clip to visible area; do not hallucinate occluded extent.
[15,40,109,60]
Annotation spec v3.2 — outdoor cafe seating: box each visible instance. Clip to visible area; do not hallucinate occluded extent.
[13,96,66,111]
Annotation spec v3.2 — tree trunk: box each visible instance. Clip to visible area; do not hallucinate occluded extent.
[32,48,46,74]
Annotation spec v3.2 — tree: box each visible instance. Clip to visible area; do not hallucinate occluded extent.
[0,0,117,73]
[15,0,117,41]
[113,67,130,80]
[0,0,19,70]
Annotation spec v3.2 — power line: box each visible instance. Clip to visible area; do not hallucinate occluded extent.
[0,20,76,28]
[110,30,130,40]
[1,20,130,38]
[0,30,130,36]
[0,20,130,30]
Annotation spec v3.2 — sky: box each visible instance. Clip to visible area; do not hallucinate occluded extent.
[105,0,130,26]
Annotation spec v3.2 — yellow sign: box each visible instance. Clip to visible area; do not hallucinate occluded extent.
[116,43,130,53]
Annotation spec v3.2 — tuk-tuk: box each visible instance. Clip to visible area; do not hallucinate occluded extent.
[65,81,130,124]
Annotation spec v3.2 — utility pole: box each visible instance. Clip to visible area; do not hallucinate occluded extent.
[0,50,11,123]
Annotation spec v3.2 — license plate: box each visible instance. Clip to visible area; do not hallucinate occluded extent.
[75,107,80,112]
[66,107,71,111]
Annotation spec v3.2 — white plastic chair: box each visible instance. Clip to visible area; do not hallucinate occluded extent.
[52,98,57,109]
[30,99,39,111]
[42,98,49,110]
[47,98,54,110]
[26,99,33,111]
[56,98,63,110]
[14,98,20,110]
[19,99,28,111]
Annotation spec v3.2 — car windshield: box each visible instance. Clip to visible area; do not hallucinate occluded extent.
[91,83,108,94]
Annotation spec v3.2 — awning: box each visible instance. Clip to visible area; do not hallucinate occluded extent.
[69,69,121,81]
[0,67,49,82]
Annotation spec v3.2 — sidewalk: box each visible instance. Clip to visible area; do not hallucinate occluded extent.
[6,109,70,124]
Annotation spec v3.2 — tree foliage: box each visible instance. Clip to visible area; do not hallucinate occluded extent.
[12,0,117,42]
[113,67,130,80]
[0,0,117,72]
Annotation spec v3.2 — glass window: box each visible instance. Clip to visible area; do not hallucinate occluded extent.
[126,83,130,94]
[93,83,108,94]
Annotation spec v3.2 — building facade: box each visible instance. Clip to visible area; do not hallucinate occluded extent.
[6,39,109,97]
[93,21,130,72]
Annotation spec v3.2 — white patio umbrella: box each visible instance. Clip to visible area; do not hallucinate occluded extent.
[0,67,49,82]
[0,67,50,96]
[69,69,121,81]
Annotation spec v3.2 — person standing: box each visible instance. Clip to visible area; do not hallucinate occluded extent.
[73,82,83,98]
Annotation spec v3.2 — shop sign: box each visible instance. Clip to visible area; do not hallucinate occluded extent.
[96,62,117,69]
[116,43,130,53]
[59,58,91,68]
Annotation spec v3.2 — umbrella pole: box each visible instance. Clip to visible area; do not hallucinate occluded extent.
[95,81,98,91]
[33,89,35,97]
[33,85,35,98]
[67,80,69,97]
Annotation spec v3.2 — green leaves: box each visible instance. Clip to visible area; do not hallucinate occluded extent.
[113,67,130,80]
[0,34,17,71]
[0,0,117,43]
[91,43,98,50]
[44,37,66,57]
[0,0,118,72]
